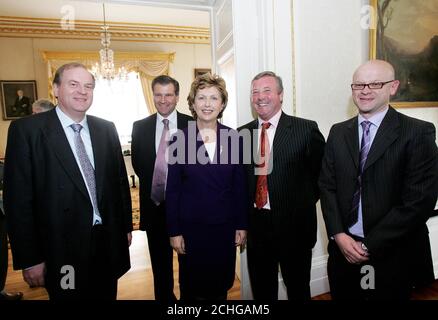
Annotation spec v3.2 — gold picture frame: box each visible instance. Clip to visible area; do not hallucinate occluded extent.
[194,68,211,79]
[369,0,438,108]
[0,80,37,120]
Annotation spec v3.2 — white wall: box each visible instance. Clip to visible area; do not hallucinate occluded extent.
[293,0,367,297]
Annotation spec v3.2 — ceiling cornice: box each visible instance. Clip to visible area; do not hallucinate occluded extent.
[0,16,210,44]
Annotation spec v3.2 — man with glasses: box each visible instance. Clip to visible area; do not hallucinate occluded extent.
[319,59,438,300]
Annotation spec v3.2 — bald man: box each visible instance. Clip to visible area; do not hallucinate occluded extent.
[319,60,438,300]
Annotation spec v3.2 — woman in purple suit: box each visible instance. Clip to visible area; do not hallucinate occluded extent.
[166,73,248,300]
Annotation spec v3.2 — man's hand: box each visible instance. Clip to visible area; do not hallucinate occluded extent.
[170,235,186,255]
[23,262,46,288]
[127,232,132,247]
[334,233,369,264]
[235,230,247,246]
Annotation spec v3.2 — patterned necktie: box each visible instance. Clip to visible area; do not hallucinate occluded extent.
[255,122,271,209]
[151,118,169,205]
[349,120,372,226]
[70,124,101,219]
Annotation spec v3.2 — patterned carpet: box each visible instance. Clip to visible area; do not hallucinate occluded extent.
[130,187,140,230]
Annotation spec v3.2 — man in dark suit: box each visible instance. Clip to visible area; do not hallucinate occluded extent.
[319,59,438,300]
[13,89,31,117]
[0,161,23,300]
[131,75,192,301]
[239,71,325,300]
[3,63,133,300]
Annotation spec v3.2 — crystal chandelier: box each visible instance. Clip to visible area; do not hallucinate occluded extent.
[92,3,128,81]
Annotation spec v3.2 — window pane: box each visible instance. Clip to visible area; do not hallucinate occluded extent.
[88,71,149,145]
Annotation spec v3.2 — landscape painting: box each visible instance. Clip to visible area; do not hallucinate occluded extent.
[370,0,438,108]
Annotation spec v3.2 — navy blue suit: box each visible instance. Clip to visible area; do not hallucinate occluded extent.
[166,122,248,299]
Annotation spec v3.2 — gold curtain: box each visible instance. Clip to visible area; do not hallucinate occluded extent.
[42,51,175,114]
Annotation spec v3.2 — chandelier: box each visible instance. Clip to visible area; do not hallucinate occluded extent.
[92,3,128,81]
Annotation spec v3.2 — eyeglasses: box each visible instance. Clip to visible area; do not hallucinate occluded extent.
[351,80,394,90]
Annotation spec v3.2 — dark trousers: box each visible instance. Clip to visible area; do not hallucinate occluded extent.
[146,203,176,302]
[247,208,312,301]
[327,240,411,300]
[0,213,8,291]
[46,224,118,300]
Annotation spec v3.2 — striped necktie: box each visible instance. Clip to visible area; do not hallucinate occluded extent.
[349,120,371,226]
[70,123,101,222]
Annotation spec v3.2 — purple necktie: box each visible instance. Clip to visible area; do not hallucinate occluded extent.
[151,119,169,205]
[349,120,371,226]
[70,124,101,220]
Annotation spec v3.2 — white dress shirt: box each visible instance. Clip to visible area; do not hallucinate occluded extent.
[349,107,389,237]
[56,107,102,225]
[155,109,178,152]
[204,142,217,163]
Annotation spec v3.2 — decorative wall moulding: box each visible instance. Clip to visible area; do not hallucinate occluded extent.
[0,16,210,44]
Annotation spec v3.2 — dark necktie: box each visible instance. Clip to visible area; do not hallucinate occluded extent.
[255,122,271,209]
[151,119,169,205]
[349,120,372,226]
[70,124,101,221]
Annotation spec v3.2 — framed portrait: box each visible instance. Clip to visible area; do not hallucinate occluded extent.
[1,80,37,120]
[194,68,211,79]
[369,0,438,108]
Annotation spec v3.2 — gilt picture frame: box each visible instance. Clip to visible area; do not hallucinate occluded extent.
[1,80,37,120]
[194,68,211,79]
[369,0,438,108]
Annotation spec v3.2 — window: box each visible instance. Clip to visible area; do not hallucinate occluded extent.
[88,71,149,145]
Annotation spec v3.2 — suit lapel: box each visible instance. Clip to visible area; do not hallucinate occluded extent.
[216,123,230,165]
[176,112,189,130]
[344,118,359,170]
[272,112,291,156]
[194,123,211,165]
[363,107,399,171]
[247,119,258,166]
[149,113,158,157]
[42,110,89,200]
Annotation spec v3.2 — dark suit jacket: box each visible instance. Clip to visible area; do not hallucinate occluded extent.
[13,96,31,116]
[166,122,248,236]
[319,107,438,284]
[131,111,192,231]
[3,109,132,283]
[165,122,248,293]
[239,112,325,249]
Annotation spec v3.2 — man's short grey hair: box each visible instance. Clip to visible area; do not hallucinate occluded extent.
[251,71,284,93]
[33,99,55,112]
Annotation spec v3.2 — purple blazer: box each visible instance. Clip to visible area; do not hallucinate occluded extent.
[166,122,248,237]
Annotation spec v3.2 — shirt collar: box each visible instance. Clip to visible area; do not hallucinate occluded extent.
[56,106,89,132]
[157,108,177,126]
[358,107,388,128]
[258,109,282,128]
